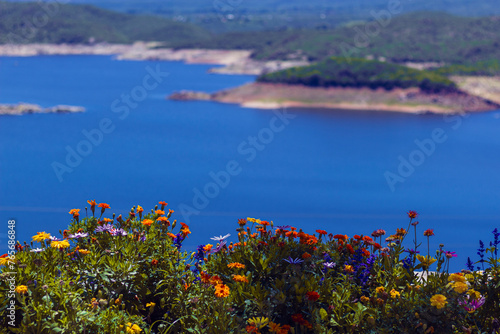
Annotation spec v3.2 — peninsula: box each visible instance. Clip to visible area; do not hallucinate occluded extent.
[0,103,85,116]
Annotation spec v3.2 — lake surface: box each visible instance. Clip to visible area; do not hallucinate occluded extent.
[1,55,499,271]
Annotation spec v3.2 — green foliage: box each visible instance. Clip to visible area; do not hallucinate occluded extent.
[258,56,457,92]
[1,203,500,333]
[432,59,500,76]
[0,1,211,45]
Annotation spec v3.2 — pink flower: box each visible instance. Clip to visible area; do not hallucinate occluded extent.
[459,295,485,313]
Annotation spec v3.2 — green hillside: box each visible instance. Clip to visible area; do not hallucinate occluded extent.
[0,1,211,45]
[258,57,457,92]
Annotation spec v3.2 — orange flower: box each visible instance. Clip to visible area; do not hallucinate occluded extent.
[200,272,211,283]
[151,259,159,266]
[142,219,153,227]
[136,205,144,213]
[69,209,80,217]
[98,203,110,209]
[232,275,249,283]
[396,228,407,236]
[346,244,355,254]
[159,201,168,206]
[181,227,191,237]
[167,233,176,239]
[334,234,348,241]
[209,275,223,285]
[344,265,354,273]
[103,218,113,223]
[424,229,434,237]
[155,210,165,215]
[214,283,230,298]
[157,216,170,226]
[302,252,312,259]
[246,325,259,333]
[184,283,191,290]
[407,210,418,219]
[238,218,247,226]
[203,244,213,252]
[316,229,327,235]
[228,262,245,269]
[361,249,370,257]
[87,200,96,215]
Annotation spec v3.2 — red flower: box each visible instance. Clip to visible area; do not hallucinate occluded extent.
[424,229,434,237]
[306,291,320,302]
[407,210,418,219]
[291,314,305,324]
[151,259,159,266]
[346,244,355,254]
[334,234,348,241]
[98,203,110,209]
[353,235,362,240]
[316,229,327,235]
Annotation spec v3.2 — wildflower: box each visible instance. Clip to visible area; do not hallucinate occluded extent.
[371,229,386,237]
[360,296,370,304]
[203,244,213,252]
[211,234,231,242]
[334,234,348,241]
[87,200,96,215]
[396,228,407,236]
[247,317,270,329]
[68,232,88,239]
[390,289,400,299]
[15,285,28,294]
[316,229,327,235]
[110,228,127,236]
[32,232,51,242]
[306,291,320,301]
[245,325,259,333]
[136,205,143,213]
[423,229,434,237]
[448,273,466,283]
[78,249,91,255]
[227,262,245,269]
[69,209,80,218]
[232,275,249,283]
[51,240,70,249]
[151,259,159,266]
[276,225,292,229]
[103,218,113,223]
[467,289,481,300]
[146,302,155,308]
[344,265,354,273]
[283,257,303,264]
[95,224,114,233]
[323,262,336,269]
[302,252,312,259]
[459,294,486,313]
[124,322,142,333]
[268,322,283,333]
[376,286,385,295]
[155,210,165,215]
[452,282,468,294]
[416,255,437,268]
[411,220,419,226]
[430,294,447,309]
[30,248,44,253]
[444,251,457,259]
[97,203,110,212]
[142,219,153,227]
[157,216,169,224]
[214,284,230,298]
[257,220,270,226]
[346,244,354,254]
[407,210,418,219]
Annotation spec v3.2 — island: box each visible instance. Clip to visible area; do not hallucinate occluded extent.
[0,103,85,116]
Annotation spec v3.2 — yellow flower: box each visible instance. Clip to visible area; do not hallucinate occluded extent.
[247,317,269,329]
[448,273,466,283]
[375,286,385,295]
[247,217,256,223]
[452,282,468,294]
[390,289,400,299]
[344,265,354,273]
[232,275,249,283]
[136,206,143,213]
[51,240,70,249]
[15,285,28,294]
[78,249,90,255]
[32,232,51,242]
[430,294,447,309]
[146,302,156,307]
[125,322,142,333]
[203,244,213,252]
[416,254,437,268]
[0,255,11,266]
[468,289,481,300]
[360,296,370,304]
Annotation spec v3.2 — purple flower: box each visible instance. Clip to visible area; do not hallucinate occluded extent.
[283,257,303,264]
[211,240,226,253]
[68,232,89,239]
[276,225,292,229]
[405,248,420,255]
[323,262,336,269]
[210,234,230,242]
[110,228,127,236]
[459,295,486,313]
[95,224,114,233]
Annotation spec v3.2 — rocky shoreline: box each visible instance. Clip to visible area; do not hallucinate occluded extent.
[0,103,85,116]
[168,83,500,114]
[0,43,308,75]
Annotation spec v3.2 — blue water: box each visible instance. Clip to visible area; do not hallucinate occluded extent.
[1,55,499,271]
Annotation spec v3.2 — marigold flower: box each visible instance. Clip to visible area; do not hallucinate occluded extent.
[245,325,259,333]
[257,220,270,226]
[32,232,51,242]
[430,294,447,309]
[203,244,213,252]
[88,200,96,215]
[346,244,354,254]
[268,322,283,333]
[78,249,91,255]
[69,209,80,218]
[360,296,370,304]
[371,229,386,238]
[396,228,407,236]
[232,275,249,283]
[376,286,385,295]
[151,259,159,266]
[103,218,113,223]
[344,265,354,273]
[15,285,28,294]
[448,273,466,283]
[423,229,434,236]
[51,240,70,249]
[452,282,468,294]
[361,249,370,257]
[155,210,165,215]
[124,322,142,333]
[407,210,418,219]
[98,203,110,209]
[291,314,305,324]
[334,234,348,241]
[302,252,312,259]
[316,229,327,235]
[142,219,153,227]
[390,289,400,299]
[238,218,247,226]
[181,227,191,237]
[214,283,230,298]
[306,291,320,301]
[209,275,223,285]
[136,205,144,213]
[228,262,245,269]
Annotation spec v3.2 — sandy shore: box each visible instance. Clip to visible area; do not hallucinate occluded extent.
[0,43,308,75]
[170,83,500,114]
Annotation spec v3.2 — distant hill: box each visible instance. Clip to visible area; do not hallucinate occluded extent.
[258,57,457,92]
[0,1,211,45]
[4,0,500,32]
